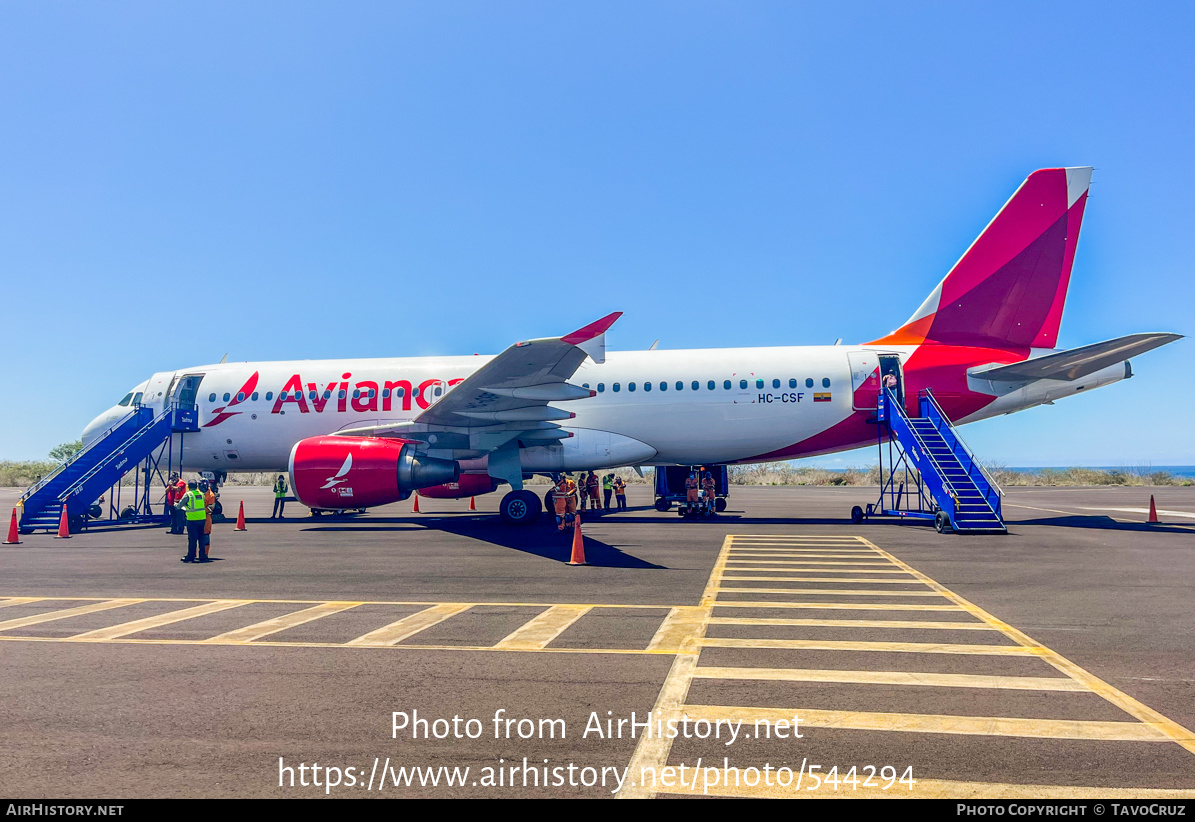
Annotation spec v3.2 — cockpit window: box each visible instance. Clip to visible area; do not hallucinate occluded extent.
[117,393,133,407]
[132,392,143,406]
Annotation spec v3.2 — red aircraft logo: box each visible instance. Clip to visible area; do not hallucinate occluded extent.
[202,372,260,428]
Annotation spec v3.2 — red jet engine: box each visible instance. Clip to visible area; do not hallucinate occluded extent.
[288,436,460,510]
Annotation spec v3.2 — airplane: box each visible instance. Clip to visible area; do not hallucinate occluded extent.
[81,167,1180,525]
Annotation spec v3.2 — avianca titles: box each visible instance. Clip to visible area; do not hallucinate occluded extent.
[81,167,1181,524]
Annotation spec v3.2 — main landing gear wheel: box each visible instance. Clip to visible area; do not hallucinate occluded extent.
[935,511,953,534]
[500,489,542,525]
[851,505,864,524]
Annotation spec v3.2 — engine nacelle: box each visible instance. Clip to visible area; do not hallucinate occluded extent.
[417,474,501,499]
[288,436,460,510]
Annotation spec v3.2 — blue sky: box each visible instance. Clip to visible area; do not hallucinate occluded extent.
[1,2,1190,466]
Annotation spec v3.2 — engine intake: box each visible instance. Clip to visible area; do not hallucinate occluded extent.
[288,436,459,510]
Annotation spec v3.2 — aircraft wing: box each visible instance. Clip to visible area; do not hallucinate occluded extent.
[970,333,1182,382]
[334,312,621,443]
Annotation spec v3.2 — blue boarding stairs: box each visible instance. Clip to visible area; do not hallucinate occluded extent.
[18,404,199,534]
[853,387,1006,534]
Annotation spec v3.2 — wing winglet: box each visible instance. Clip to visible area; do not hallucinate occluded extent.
[562,311,622,363]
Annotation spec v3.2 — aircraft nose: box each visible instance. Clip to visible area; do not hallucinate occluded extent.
[81,407,123,447]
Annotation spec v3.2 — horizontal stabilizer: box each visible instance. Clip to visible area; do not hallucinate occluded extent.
[971,333,1182,382]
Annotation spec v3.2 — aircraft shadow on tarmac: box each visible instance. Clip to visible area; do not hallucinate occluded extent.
[1014,514,1194,535]
[301,515,665,569]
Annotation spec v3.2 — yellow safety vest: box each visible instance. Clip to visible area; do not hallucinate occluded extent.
[182,490,207,521]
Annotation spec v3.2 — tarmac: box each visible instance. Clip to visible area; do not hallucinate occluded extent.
[1,483,1193,798]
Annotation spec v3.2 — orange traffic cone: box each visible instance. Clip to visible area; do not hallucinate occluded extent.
[568,517,588,566]
[469,496,476,511]
[1148,495,1160,524]
[235,501,247,531]
[54,507,71,539]
[413,494,421,513]
[3,508,19,545]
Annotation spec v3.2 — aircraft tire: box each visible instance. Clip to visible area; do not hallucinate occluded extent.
[500,490,542,526]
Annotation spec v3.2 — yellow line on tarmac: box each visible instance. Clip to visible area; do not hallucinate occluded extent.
[202,601,361,643]
[655,773,1195,800]
[345,603,473,646]
[0,599,143,632]
[714,601,965,611]
[724,560,899,567]
[862,538,1195,757]
[729,535,864,540]
[719,576,933,585]
[493,605,593,651]
[0,597,43,609]
[71,601,248,640]
[721,566,914,574]
[646,606,710,653]
[729,552,885,559]
[682,705,1168,742]
[701,637,1035,655]
[708,617,995,630]
[713,587,946,597]
[691,666,1087,691]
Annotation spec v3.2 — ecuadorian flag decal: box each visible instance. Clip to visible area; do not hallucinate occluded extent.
[813,392,832,402]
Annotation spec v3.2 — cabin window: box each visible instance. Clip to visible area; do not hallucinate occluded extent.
[707,381,714,390]
[628,382,637,392]
[382,388,391,398]
[805,378,814,388]
[643,382,652,392]
[324,390,332,399]
[772,379,780,389]
[756,379,764,389]
[739,380,747,390]
[265,392,273,401]
[582,383,589,389]
[723,380,731,390]
[789,379,796,389]
[338,389,346,399]
[396,387,405,397]
[612,383,621,393]
[660,381,668,391]
[679,381,686,391]
[236,392,245,402]
[206,394,215,404]
[223,393,231,402]
[597,383,605,393]
[434,386,442,397]
[308,390,317,400]
[822,378,831,388]
[353,390,360,399]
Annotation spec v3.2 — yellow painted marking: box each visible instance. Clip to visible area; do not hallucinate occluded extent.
[0,595,676,609]
[345,603,473,646]
[646,606,710,653]
[713,587,945,597]
[699,535,734,608]
[0,597,43,609]
[655,773,1195,800]
[729,552,884,559]
[708,617,995,630]
[202,601,361,643]
[683,705,1167,742]
[493,605,592,650]
[722,566,914,574]
[719,576,932,585]
[729,535,863,541]
[701,637,1033,655]
[0,599,143,632]
[862,538,1195,757]
[724,560,898,567]
[714,600,965,611]
[691,666,1087,691]
[71,600,247,640]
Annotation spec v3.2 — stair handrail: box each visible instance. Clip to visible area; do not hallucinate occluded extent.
[19,409,143,504]
[57,408,174,505]
[884,387,963,509]
[921,388,1005,500]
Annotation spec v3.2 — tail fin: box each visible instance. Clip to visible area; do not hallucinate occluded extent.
[872,167,1092,349]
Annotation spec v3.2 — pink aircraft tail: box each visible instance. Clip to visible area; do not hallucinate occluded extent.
[872,167,1092,349]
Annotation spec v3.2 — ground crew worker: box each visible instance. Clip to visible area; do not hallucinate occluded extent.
[272,474,288,519]
[603,473,614,510]
[200,478,216,562]
[685,471,701,509]
[613,475,627,511]
[165,474,179,533]
[554,474,578,531]
[173,475,188,534]
[180,480,210,563]
[587,472,602,512]
[702,470,717,515]
[578,472,590,511]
